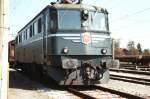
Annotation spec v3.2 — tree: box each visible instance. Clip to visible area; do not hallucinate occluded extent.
[114,40,119,55]
[127,41,134,55]
[122,48,129,55]
[114,39,124,56]
[114,39,120,48]
[137,43,142,54]
[127,41,139,55]
[143,49,150,55]
[127,41,135,50]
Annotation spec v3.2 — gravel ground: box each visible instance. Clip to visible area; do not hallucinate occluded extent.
[8,69,80,99]
[99,79,150,98]
[79,89,126,99]
[9,69,49,99]
[8,88,49,99]
[9,69,150,99]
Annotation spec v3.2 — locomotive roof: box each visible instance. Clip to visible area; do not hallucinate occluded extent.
[52,4,105,11]
[17,4,106,34]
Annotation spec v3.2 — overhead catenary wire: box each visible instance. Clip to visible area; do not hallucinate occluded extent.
[111,7,150,23]
[10,0,26,39]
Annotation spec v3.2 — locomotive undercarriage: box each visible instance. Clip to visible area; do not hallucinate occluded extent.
[45,55,110,85]
[16,55,110,85]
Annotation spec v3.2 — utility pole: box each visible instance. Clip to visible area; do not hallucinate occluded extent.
[112,38,115,60]
[0,0,9,99]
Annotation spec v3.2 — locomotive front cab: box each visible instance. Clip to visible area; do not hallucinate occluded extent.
[49,4,111,55]
[47,4,112,85]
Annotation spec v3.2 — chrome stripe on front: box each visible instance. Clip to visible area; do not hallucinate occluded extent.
[47,33,110,43]
[48,33,81,43]
[63,37,80,40]
[48,34,80,37]
[91,34,110,38]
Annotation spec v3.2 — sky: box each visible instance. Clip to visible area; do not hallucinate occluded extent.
[10,0,150,49]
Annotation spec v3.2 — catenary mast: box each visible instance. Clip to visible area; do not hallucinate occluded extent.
[0,0,9,99]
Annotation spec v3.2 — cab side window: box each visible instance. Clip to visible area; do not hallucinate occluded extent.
[15,36,18,44]
[30,25,33,37]
[38,18,42,33]
[33,22,38,35]
[19,34,22,43]
[50,9,57,33]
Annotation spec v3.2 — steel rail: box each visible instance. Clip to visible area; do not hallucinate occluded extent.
[67,87,97,99]
[110,74,150,82]
[94,85,145,99]
[14,68,146,99]
[110,75,150,85]
[110,68,150,75]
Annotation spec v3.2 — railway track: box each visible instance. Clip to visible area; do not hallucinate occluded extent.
[110,68,150,85]
[110,68,150,75]
[110,74,150,85]
[119,64,150,71]
[67,87,96,99]
[13,68,146,99]
[66,85,145,99]
[94,85,145,99]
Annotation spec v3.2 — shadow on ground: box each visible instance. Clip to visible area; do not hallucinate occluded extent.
[9,69,44,90]
[9,68,96,91]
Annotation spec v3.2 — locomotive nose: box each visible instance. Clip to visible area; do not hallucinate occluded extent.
[82,63,103,80]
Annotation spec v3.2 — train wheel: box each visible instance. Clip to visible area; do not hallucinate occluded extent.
[26,64,32,75]
[36,65,44,78]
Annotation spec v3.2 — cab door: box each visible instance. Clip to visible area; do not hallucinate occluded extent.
[43,10,49,63]
[47,8,58,55]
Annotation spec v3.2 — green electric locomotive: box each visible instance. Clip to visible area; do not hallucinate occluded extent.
[15,0,112,85]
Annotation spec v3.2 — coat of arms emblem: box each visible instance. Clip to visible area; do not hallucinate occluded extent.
[81,33,91,44]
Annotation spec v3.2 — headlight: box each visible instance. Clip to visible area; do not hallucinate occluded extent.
[82,10,89,21]
[62,47,69,54]
[101,49,107,54]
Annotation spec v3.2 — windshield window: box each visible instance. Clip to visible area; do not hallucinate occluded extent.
[89,12,107,31]
[58,10,81,30]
